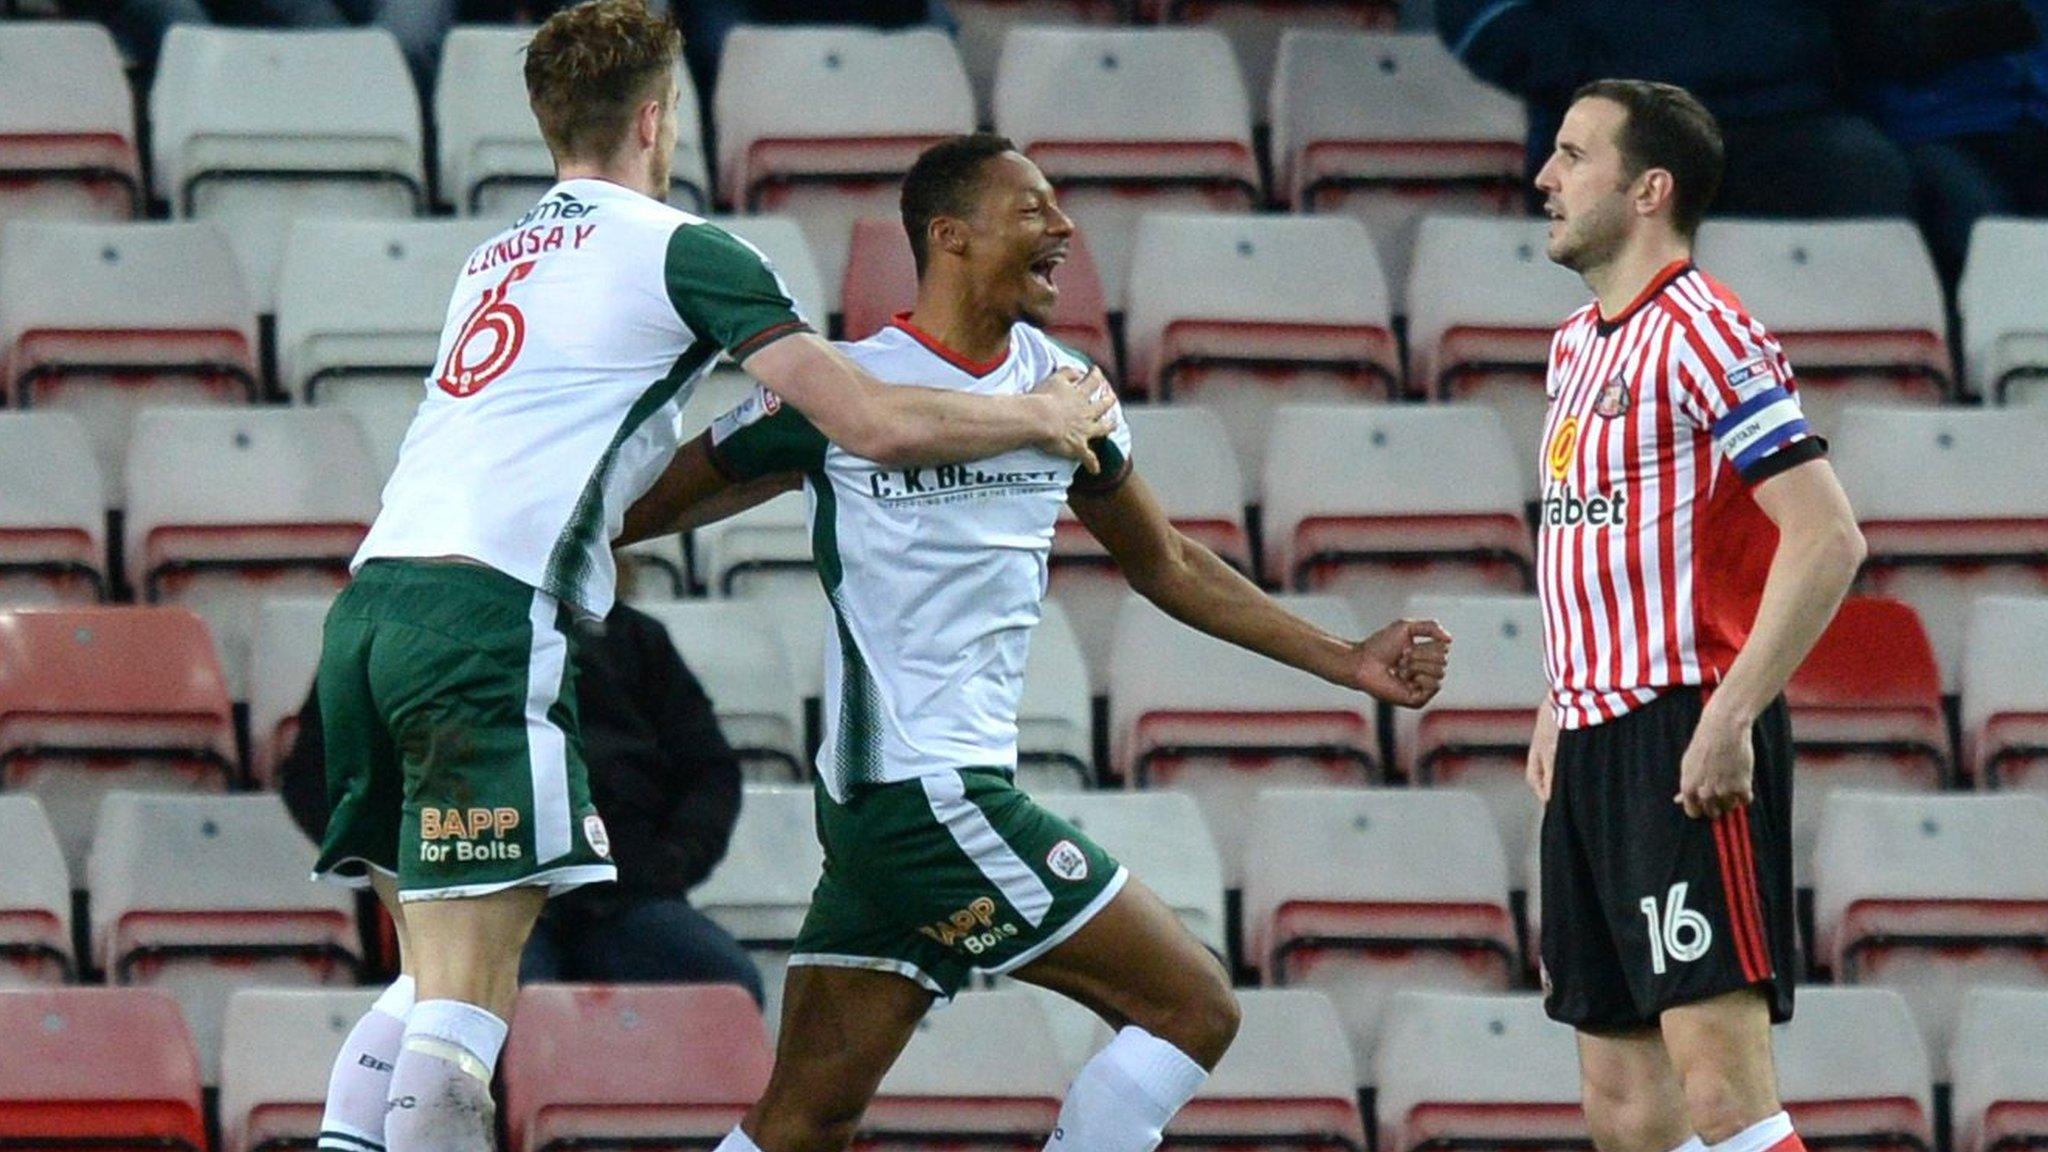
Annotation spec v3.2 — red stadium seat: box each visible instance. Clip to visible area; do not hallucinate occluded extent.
[1168,989,1368,1150]
[0,987,207,1152]
[0,22,142,221]
[0,605,236,872]
[1788,597,1949,784]
[840,216,1117,374]
[502,984,772,1152]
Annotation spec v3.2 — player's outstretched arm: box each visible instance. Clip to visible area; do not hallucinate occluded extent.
[740,332,1115,471]
[1069,471,1450,708]
[616,434,799,547]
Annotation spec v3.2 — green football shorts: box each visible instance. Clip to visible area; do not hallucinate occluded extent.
[312,559,616,901]
[791,768,1128,998]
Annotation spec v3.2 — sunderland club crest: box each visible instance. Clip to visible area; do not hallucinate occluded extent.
[1593,374,1632,418]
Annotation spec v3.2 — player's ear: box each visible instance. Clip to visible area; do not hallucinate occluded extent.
[637,95,662,149]
[932,215,969,261]
[1637,167,1676,220]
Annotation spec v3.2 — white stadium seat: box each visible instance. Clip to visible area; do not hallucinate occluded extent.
[1171,988,1368,1148]
[1270,32,1524,293]
[1833,407,2048,689]
[1963,597,2048,791]
[246,595,336,786]
[436,26,708,216]
[692,488,814,601]
[0,21,141,221]
[1108,591,1369,881]
[124,408,380,699]
[691,784,823,1031]
[1261,404,1532,626]
[948,0,1121,120]
[87,792,360,1085]
[1694,220,1949,433]
[1245,788,1517,1085]
[0,412,107,606]
[1374,992,1586,1152]
[715,27,974,304]
[866,991,1067,1145]
[995,27,1260,309]
[1017,600,1094,791]
[1181,3,1402,126]
[1950,988,2048,1152]
[0,220,257,495]
[1034,790,1226,957]
[1813,791,2048,1069]
[636,600,807,782]
[0,794,73,986]
[219,988,379,1152]
[150,27,425,310]
[1773,986,1934,1150]
[1125,213,1400,484]
[1959,217,2048,406]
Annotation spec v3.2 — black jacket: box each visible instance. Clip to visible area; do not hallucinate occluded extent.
[281,603,743,903]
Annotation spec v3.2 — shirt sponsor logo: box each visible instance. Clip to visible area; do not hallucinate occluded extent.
[1547,416,1580,482]
[1541,483,1630,528]
[1593,375,1632,419]
[1724,356,1780,401]
[866,463,1066,503]
[1046,840,1090,882]
[418,807,523,864]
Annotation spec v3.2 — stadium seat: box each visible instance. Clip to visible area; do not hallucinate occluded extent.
[1049,405,1251,686]
[839,215,1117,373]
[1261,404,1532,625]
[1693,221,1950,433]
[0,987,207,1152]
[692,784,826,1030]
[1245,789,1518,1085]
[1782,596,1947,881]
[150,26,426,309]
[863,990,1067,1149]
[436,26,709,215]
[1772,986,1934,1152]
[1950,988,2048,1152]
[1108,591,1371,880]
[1832,407,2048,689]
[0,793,72,985]
[1813,791,2048,1063]
[1016,600,1095,790]
[1035,790,1227,957]
[1404,215,1589,481]
[693,487,815,600]
[0,22,140,221]
[948,0,1122,119]
[246,594,334,786]
[0,412,107,606]
[1168,987,1368,1149]
[715,27,975,301]
[1373,991,1587,1152]
[124,408,380,699]
[0,220,258,494]
[87,791,361,1083]
[705,213,832,328]
[344,394,417,481]
[276,218,497,407]
[1270,32,1524,294]
[1963,597,2048,792]
[618,535,689,601]
[1958,217,2048,406]
[994,27,1261,309]
[1394,593,1544,867]
[219,988,379,1152]
[1164,4,1402,126]
[502,983,772,1152]
[0,605,237,873]
[1125,213,1400,481]
[635,599,807,781]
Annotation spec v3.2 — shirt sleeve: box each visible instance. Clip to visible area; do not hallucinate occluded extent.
[664,222,814,361]
[1046,340,1133,496]
[1676,309,1828,485]
[706,384,829,480]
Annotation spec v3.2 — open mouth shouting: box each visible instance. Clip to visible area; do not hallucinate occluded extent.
[1029,246,1067,293]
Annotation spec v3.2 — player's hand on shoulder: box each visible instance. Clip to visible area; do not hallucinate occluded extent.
[1030,365,1117,472]
[1346,618,1452,708]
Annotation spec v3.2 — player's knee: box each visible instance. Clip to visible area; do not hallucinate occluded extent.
[748,1085,866,1152]
[1581,1089,1668,1152]
[1678,1063,1771,1144]
[1162,964,1239,1068]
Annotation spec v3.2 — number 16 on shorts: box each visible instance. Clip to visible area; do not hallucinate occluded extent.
[1639,882,1713,975]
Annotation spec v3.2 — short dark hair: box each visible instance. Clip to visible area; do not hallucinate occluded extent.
[900,133,1019,276]
[1571,79,1724,238]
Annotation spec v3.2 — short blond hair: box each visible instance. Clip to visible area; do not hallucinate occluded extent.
[524,0,681,164]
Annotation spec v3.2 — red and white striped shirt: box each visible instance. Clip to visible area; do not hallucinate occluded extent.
[1538,260,1826,729]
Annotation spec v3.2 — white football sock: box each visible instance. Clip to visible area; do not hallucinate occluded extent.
[383,999,508,1152]
[1708,1112,1798,1152]
[1671,1136,1709,1152]
[711,1127,767,1152]
[318,975,415,1152]
[1043,1026,1208,1152]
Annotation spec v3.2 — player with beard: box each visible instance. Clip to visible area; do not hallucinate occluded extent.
[304,7,1118,1152]
[620,132,1454,1152]
[1525,80,1865,1152]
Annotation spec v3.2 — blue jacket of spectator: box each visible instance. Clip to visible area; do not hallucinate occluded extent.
[1855,0,2048,143]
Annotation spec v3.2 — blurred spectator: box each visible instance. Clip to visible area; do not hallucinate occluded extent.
[1836,0,2048,289]
[281,576,763,1003]
[1438,0,1916,219]
[105,0,458,93]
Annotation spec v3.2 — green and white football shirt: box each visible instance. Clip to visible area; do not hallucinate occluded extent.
[355,178,811,616]
[709,318,1132,802]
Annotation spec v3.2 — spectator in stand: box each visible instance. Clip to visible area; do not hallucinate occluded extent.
[280,560,763,1002]
[1836,0,2048,291]
[1438,0,1917,219]
[106,0,458,94]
